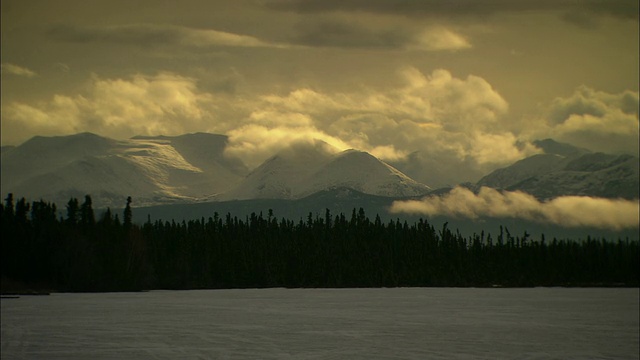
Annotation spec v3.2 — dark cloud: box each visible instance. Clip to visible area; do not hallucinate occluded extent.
[47,24,283,49]
[290,21,406,49]
[48,22,469,52]
[267,0,639,21]
[48,24,180,46]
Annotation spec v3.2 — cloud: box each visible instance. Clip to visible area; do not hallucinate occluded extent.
[260,67,509,131]
[1,63,37,78]
[408,27,471,51]
[0,66,540,187]
[47,20,470,53]
[48,23,286,49]
[530,86,639,155]
[218,67,536,186]
[224,124,350,168]
[290,20,470,51]
[1,72,221,144]
[267,0,639,21]
[390,186,640,230]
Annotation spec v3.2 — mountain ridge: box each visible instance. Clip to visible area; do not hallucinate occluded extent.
[2,134,636,210]
[220,144,431,201]
[1,132,249,207]
[477,139,639,200]
[1,132,432,207]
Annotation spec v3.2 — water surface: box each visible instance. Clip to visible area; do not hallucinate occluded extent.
[2,288,638,359]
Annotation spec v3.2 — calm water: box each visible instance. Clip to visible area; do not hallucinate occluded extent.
[1,288,638,359]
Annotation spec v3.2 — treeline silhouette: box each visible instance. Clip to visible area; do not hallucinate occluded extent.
[1,194,638,292]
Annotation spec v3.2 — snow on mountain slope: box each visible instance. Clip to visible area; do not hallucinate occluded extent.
[133,133,247,177]
[477,139,586,190]
[125,134,248,200]
[2,132,429,206]
[476,153,568,189]
[8,154,170,208]
[1,132,116,189]
[307,150,431,198]
[508,153,639,200]
[221,142,431,200]
[1,132,249,207]
[477,139,639,200]
[219,141,336,200]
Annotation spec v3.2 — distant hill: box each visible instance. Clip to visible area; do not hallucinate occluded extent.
[133,187,639,241]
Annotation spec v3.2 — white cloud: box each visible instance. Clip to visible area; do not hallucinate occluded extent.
[390,186,640,230]
[234,67,531,186]
[225,124,350,168]
[1,72,220,144]
[178,26,287,49]
[290,19,471,51]
[530,86,639,155]
[0,67,549,187]
[1,63,37,78]
[408,27,472,51]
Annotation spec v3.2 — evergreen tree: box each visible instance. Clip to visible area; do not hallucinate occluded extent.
[15,197,30,224]
[4,193,14,219]
[123,196,132,230]
[66,198,79,225]
[1,193,638,292]
[80,195,95,228]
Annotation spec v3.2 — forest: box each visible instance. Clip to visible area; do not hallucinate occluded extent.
[1,194,638,293]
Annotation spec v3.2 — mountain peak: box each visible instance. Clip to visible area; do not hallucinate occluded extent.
[222,144,430,200]
[1,132,250,207]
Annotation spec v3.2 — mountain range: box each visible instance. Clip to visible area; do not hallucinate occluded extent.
[477,139,639,200]
[0,132,432,208]
[1,133,638,212]
[1,133,247,207]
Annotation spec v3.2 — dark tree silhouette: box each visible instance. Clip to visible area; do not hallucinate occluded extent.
[1,195,638,293]
[80,195,95,228]
[123,196,133,230]
[66,198,79,225]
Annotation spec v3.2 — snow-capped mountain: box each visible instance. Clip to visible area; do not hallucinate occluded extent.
[220,141,431,200]
[1,133,430,207]
[6,132,634,210]
[477,139,639,200]
[1,132,248,207]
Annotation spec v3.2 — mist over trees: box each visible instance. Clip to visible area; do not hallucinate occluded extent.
[1,194,638,293]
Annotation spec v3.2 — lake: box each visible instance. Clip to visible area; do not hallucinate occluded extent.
[2,288,638,359]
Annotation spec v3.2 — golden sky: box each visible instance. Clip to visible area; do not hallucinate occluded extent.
[2,0,638,186]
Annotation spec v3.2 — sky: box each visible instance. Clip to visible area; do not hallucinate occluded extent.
[1,0,638,187]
